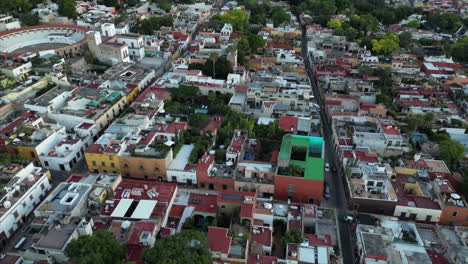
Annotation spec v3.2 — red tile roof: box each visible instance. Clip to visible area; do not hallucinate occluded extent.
[251,226,272,247]
[0,24,90,38]
[77,122,94,129]
[235,85,249,91]
[188,193,218,214]
[196,154,214,171]
[247,255,278,264]
[127,221,157,246]
[169,205,186,218]
[240,203,254,219]
[342,150,379,163]
[203,115,224,133]
[278,116,298,133]
[86,144,104,154]
[304,234,332,247]
[207,227,231,255]
[427,250,449,264]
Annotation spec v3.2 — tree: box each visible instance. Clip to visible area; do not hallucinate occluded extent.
[57,0,78,19]
[405,113,434,132]
[20,13,39,26]
[188,55,233,80]
[220,9,248,31]
[168,85,200,104]
[405,19,420,29]
[398,31,412,49]
[157,0,171,12]
[272,8,290,27]
[327,18,342,29]
[143,230,212,264]
[282,229,302,245]
[247,34,266,52]
[189,113,209,130]
[0,0,32,15]
[375,93,391,105]
[138,16,173,35]
[372,32,399,54]
[65,230,126,264]
[236,37,250,66]
[451,37,468,63]
[439,139,464,170]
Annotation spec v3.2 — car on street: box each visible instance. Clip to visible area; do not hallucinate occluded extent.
[343,215,354,223]
[325,162,330,172]
[324,182,331,199]
[331,166,337,173]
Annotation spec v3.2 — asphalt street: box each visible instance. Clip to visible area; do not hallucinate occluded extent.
[299,18,356,263]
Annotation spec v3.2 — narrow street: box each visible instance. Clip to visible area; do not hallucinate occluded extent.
[298,19,356,263]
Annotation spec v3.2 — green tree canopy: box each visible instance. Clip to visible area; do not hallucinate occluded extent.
[282,229,302,245]
[143,230,212,264]
[157,0,171,12]
[57,0,78,19]
[167,85,200,104]
[405,113,434,132]
[189,113,209,130]
[451,37,468,63]
[405,19,420,29]
[372,32,400,54]
[439,138,464,170]
[188,55,233,80]
[65,230,126,264]
[327,18,342,29]
[138,16,174,35]
[272,8,291,27]
[220,9,248,31]
[398,31,413,49]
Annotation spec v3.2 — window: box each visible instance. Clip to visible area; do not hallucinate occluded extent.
[13,211,19,218]
[452,211,458,217]
[200,183,205,188]
[222,184,227,190]
[400,212,406,218]
[154,167,160,172]
[92,161,97,166]
[376,182,383,187]
[367,181,374,186]
[101,161,106,166]
[111,162,115,168]
[40,183,45,190]
[426,215,432,222]
[109,155,113,160]
[139,165,145,171]
[30,151,36,158]
[44,161,49,167]
[124,164,129,168]
[221,205,226,209]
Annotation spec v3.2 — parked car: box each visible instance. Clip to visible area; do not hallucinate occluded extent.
[324,182,331,199]
[325,162,330,172]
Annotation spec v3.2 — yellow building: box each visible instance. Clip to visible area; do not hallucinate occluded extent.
[85,144,121,173]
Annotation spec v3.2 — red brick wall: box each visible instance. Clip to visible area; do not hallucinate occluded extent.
[274,175,323,205]
[439,206,468,226]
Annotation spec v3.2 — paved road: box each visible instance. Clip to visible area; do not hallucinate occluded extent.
[298,19,356,263]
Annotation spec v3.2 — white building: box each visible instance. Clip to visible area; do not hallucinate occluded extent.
[219,23,233,42]
[0,164,51,241]
[115,34,145,60]
[0,14,21,32]
[166,144,197,184]
[36,131,90,171]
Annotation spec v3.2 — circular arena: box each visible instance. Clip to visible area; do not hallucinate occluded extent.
[0,25,90,57]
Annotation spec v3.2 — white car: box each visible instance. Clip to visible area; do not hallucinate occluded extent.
[325,162,330,172]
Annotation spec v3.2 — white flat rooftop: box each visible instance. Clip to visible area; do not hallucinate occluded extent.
[111,198,133,217]
[169,144,194,170]
[131,200,157,219]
